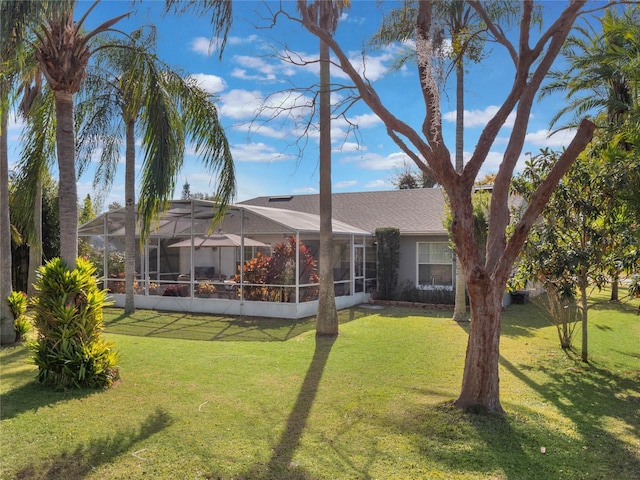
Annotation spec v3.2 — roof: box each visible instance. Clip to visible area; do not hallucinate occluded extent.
[239,189,448,235]
[78,199,371,237]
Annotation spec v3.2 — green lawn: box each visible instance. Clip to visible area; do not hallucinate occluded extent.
[1,294,639,479]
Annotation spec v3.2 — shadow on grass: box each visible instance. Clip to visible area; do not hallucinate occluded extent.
[103,306,369,343]
[1,381,97,421]
[238,335,336,480]
[501,356,640,478]
[11,407,172,480]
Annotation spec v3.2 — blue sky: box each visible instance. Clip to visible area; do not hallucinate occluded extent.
[6,0,590,210]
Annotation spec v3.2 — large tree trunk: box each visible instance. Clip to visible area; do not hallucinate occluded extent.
[452,60,467,322]
[0,91,16,344]
[27,177,43,297]
[124,120,136,314]
[455,275,504,413]
[316,30,338,336]
[54,90,78,269]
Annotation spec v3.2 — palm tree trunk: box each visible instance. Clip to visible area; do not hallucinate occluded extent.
[27,177,43,297]
[316,30,338,336]
[54,90,78,269]
[124,119,136,314]
[1,89,17,344]
[452,60,467,322]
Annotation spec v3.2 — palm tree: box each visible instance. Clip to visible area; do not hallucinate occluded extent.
[297,0,350,336]
[0,0,71,343]
[79,26,235,313]
[32,1,128,269]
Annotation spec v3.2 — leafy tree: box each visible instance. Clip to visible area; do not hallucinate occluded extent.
[297,1,597,412]
[542,6,640,299]
[79,194,96,225]
[391,160,438,189]
[181,181,191,200]
[513,148,639,360]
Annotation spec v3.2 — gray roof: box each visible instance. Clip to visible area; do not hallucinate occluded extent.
[240,188,448,235]
[78,199,371,237]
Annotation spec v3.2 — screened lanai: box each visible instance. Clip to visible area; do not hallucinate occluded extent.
[78,199,376,319]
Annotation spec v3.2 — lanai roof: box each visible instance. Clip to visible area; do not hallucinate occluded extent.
[78,199,371,237]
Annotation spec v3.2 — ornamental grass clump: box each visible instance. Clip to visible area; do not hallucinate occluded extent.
[30,257,120,389]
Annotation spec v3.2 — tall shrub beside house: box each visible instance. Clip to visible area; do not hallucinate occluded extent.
[31,258,119,389]
[375,228,400,300]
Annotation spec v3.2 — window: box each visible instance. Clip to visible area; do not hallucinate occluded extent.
[417,242,453,288]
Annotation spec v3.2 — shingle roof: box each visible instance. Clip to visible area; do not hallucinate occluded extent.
[239,188,448,235]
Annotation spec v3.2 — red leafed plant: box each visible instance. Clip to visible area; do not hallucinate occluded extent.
[237,237,319,302]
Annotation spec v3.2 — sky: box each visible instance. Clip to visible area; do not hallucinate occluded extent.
[6,0,596,211]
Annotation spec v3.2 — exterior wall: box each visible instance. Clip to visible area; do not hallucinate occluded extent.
[109,291,370,320]
[397,235,451,290]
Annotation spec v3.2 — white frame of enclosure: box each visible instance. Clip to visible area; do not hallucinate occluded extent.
[78,200,375,319]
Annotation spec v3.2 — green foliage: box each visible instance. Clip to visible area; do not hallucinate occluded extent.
[7,290,30,341]
[397,280,455,304]
[238,237,319,302]
[7,290,27,320]
[30,257,119,389]
[513,148,637,293]
[78,194,96,225]
[375,227,400,300]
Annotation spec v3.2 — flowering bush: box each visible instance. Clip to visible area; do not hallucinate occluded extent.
[162,284,189,297]
[198,283,217,295]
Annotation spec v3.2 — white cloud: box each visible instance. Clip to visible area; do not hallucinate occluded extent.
[228,35,259,46]
[444,105,517,128]
[219,89,263,119]
[191,37,223,56]
[365,179,391,189]
[342,151,409,171]
[292,186,318,194]
[230,143,294,163]
[189,73,227,94]
[334,180,358,189]
[334,142,364,153]
[525,128,577,148]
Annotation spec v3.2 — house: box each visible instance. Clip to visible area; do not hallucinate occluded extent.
[240,188,456,292]
[79,189,458,319]
[79,199,375,319]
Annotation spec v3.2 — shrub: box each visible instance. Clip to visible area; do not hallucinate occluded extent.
[30,258,120,389]
[396,280,455,304]
[375,228,400,300]
[7,291,30,341]
[162,284,189,297]
[237,237,319,302]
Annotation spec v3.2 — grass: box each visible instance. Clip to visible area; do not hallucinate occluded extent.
[1,292,639,479]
